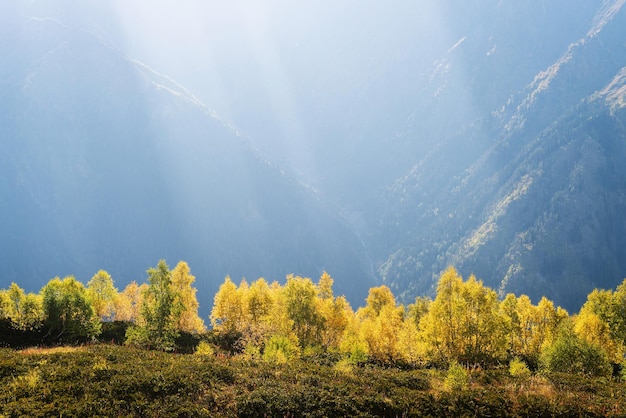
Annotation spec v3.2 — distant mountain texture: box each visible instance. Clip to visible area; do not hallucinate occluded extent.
[369,0,626,310]
[1,0,626,313]
[0,9,375,313]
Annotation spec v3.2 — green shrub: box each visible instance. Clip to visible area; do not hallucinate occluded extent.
[241,342,261,362]
[509,357,531,379]
[333,358,354,376]
[347,340,369,365]
[540,324,612,377]
[124,325,150,349]
[262,335,300,364]
[444,362,469,391]
[99,321,130,345]
[195,341,214,357]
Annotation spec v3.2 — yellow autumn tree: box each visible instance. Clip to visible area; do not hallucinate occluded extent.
[461,274,507,363]
[357,285,404,363]
[500,293,521,355]
[210,276,245,334]
[419,267,506,365]
[398,314,426,366]
[318,294,351,351]
[574,288,624,363]
[246,278,273,323]
[114,281,147,323]
[170,261,205,333]
[284,274,324,348]
[397,296,431,366]
[315,272,351,351]
[265,280,293,338]
[2,283,43,331]
[339,311,369,364]
[406,296,431,328]
[505,294,567,364]
[239,278,275,350]
[419,267,465,363]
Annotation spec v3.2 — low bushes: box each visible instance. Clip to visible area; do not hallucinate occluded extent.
[2,344,626,417]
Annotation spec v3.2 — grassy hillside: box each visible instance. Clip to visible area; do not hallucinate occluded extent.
[1,344,626,417]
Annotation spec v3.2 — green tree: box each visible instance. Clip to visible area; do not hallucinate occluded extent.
[284,274,324,348]
[541,320,612,377]
[6,283,43,331]
[87,270,118,321]
[262,334,300,364]
[127,260,181,351]
[419,267,506,365]
[41,276,100,343]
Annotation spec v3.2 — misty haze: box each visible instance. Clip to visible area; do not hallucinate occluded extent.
[2,0,626,316]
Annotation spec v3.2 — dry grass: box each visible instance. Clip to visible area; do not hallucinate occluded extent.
[426,370,447,395]
[529,375,555,398]
[19,346,85,356]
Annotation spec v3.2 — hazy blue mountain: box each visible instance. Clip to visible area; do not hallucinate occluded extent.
[2,1,626,314]
[371,0,626,310]
[0,11,375,315]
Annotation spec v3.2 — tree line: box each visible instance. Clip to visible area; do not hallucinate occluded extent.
[2,263,626,375]
[210,266,626,375]
[0,260,203,350]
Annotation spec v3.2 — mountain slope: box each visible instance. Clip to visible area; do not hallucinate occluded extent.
[0,13,374,313]
[373,0,626,310]
[3,1,626,314]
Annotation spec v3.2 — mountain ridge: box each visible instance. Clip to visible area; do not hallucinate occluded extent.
[2,1,626,314]
[372,1,626,310]
[0,12,375,315]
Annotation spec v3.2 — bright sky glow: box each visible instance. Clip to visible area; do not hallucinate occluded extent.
[107,1,457,184]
